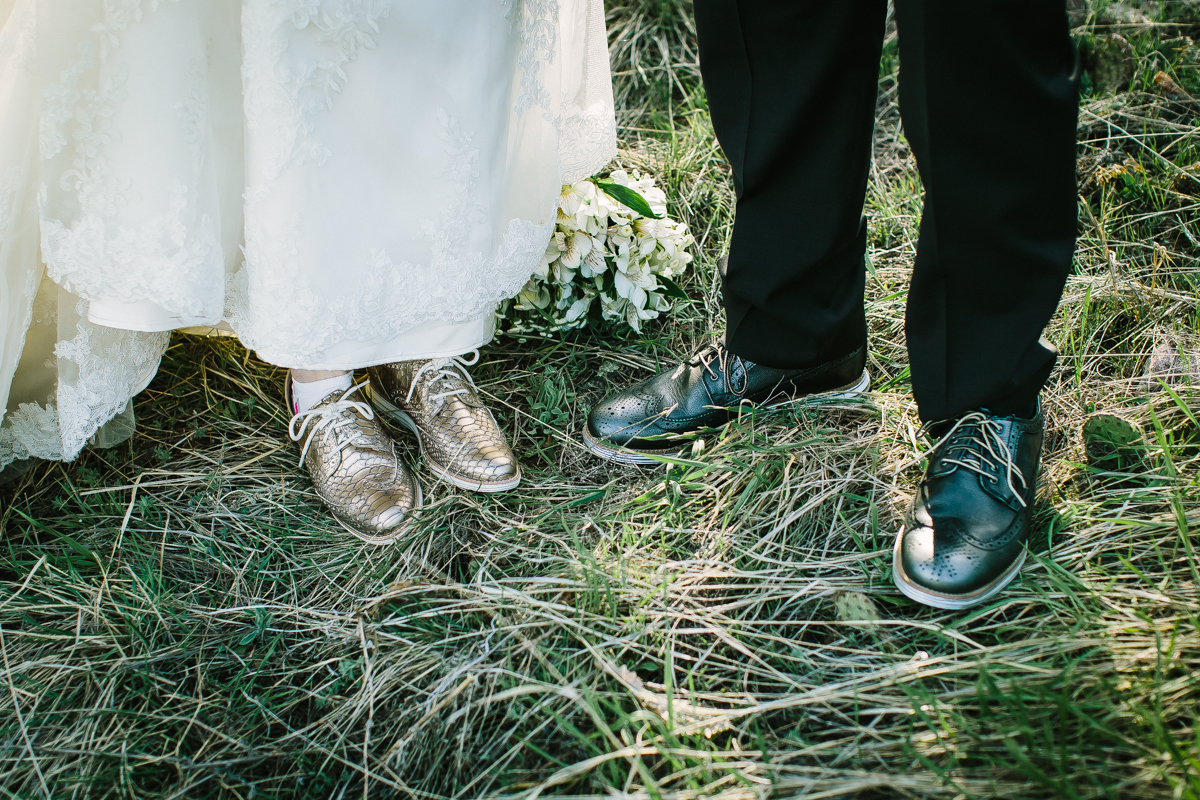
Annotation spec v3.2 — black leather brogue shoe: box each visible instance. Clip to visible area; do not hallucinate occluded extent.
[893,402,1044,610]
[583,342,869,465]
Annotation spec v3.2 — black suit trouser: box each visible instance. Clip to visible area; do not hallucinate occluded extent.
[693,0,1079,421]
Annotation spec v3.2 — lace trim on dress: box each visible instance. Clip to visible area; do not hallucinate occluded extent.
[503,0,616,183]
[555,0,616,182]
[54,303,167,457]
[0,301,168,471]
[42,180,224,321]
[29,275,57,327]
[558,104,616,184]
[0,402,63,466]
[38,1,227,323]
[229,109,552,366]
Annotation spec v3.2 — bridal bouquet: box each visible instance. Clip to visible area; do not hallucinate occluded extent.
[499,170,695,335]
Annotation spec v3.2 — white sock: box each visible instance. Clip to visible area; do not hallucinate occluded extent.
[291,373,353,415]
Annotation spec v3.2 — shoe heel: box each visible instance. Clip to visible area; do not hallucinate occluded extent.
[773,369,871,408]
[817,369,871,402]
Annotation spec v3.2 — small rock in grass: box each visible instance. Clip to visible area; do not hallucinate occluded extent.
[1145,339,1200,391]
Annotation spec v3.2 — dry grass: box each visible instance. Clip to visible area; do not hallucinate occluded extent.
[2,1,1200,798]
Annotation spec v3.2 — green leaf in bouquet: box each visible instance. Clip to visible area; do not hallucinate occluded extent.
[594,179,663,220]
[657,275,690,301]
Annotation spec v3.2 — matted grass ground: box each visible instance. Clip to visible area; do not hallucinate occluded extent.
[2,1,1200,797]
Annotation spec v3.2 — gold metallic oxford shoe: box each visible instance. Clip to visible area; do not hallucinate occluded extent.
[287,379,422,544]
[365,353,522,493]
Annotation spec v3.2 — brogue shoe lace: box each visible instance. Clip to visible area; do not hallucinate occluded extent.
[690,341,748,395]
[924,412,1028,507]
[288,381,375,467]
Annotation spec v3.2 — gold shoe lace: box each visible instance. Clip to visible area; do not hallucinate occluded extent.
[288,381,376,467]
[922,412,1029,507]
[405,351,481,406]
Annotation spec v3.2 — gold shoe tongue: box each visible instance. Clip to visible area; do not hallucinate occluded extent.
[314,389,376,435]
[317,388,351,407]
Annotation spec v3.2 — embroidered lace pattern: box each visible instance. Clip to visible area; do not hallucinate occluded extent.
[241,0,391,180]
[29,276,58,327]
[42,181,224,321]
[558,103,617,184]
[230,109,551,366]
[0,301,168,471]
[503,0,615,182]
[55,306,168,457]
[0,403,62,466]
[504,0,560,117]
[556,0,616,183]
[2,0,615,467]
[38,0,226,323]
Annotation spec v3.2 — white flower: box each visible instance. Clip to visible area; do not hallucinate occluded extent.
[515,279,551,311]
[560,231,592,270]
[559,182,589,218]
[629,283,648,311]
[564,297,592,322]
[600,293,626,321]
[504,171,694,336]
[613,269,634,300]
[580,241,607,277]
[552,259,576,286]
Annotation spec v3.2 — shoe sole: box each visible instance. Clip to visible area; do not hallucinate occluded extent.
[365,385,522,493]
[581,368,872,466]
[891,527,1026,610]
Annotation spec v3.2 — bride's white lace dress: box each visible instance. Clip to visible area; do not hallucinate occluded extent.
[0,0,615,472]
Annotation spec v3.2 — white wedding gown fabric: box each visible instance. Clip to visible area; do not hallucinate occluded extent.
[0,0,615,472]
